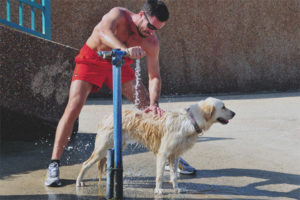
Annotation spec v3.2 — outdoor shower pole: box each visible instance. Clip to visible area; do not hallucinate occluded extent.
[98,49,127,199]
[112,49,124,199]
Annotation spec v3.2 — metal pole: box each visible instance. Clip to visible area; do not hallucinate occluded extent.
[18,1,23,26]
[106,149,114,199]
[42,0,51,40]
[112,49,123,199]
[31,0,35,31]
[98,49,127,199]
[6,0,11,22]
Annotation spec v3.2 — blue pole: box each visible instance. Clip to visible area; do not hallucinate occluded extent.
[98,49,127,199]
[106,149,114,199]
[31,0,35,31]
[6,0,10,22]
[42,0,51,40]
[112,49,124,199]
[18,1,23,26]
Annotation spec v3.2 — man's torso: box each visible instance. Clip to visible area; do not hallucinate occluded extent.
[85,7,156,54]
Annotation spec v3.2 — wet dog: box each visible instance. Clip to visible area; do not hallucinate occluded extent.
[76,97,235,194]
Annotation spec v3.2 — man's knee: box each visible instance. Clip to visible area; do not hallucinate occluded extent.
[64,97,85,121]
[64,81,92,120]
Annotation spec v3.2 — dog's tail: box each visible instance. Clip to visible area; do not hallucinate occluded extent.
[97,157,107,184]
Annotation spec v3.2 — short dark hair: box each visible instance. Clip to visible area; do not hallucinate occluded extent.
[141,0,169,22]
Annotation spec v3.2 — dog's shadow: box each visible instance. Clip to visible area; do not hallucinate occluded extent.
[125,168,300,199]
[196,136,234,143]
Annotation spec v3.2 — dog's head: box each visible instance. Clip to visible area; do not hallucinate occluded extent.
[200,97,235,124]
[190,97,235,130]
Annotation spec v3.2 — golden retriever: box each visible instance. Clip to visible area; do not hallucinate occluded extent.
[76,97,235,194]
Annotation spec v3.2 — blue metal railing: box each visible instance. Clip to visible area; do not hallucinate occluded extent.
[0,0,51,40]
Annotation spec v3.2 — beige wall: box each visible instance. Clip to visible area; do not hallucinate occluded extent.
[3,0,300,95]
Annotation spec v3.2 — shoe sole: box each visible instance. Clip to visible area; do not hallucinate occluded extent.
[45,177,62,187]
[165,166,196,175]
[178,169,196,175]
[45,180,62,187]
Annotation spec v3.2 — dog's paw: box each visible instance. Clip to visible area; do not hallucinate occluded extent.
[154,188,163,195]
[174,187,185,194]
[76,181,85,187]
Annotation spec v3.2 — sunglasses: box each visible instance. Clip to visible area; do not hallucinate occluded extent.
[144,13,158,30]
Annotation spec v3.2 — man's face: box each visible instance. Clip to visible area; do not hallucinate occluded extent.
[137,12,166,38]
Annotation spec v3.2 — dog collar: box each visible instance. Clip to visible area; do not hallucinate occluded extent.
[186,108,202,134]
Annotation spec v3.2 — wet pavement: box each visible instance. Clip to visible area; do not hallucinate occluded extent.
[1,92,300,199]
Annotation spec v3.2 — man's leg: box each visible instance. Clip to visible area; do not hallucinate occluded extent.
[45,80,93,186]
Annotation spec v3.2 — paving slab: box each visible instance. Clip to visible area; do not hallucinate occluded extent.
[0,92,300,199]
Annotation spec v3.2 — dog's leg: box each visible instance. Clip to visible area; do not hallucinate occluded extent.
[77,128,114,187]
[154,153,167,195]
[168,155,175,185]
[97,157,107,184]
[76,151,103,187]
[169,156,182,193]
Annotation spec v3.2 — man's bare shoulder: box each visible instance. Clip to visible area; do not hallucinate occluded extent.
[144,34,160,54]
[109,7,134,18]
[98,7,134,29]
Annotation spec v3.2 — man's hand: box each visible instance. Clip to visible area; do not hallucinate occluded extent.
[144,105,165,117]
[126,46,146,59]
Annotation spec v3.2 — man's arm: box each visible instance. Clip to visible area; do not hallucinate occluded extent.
[144,39,165,116]
[147,56,161,107]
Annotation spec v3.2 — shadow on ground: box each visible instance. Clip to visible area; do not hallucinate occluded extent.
[0,133,233,179]
[1,133,299,199]
[124,168,300,199]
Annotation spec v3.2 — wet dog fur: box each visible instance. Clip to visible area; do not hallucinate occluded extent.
[76,97,235,194]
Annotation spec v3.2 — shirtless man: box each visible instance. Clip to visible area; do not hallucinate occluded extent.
[45,0,193,187]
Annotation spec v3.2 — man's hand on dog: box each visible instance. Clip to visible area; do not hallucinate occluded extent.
[144,105,165,117]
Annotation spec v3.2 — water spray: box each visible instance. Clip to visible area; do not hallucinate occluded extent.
[134,59,141,107]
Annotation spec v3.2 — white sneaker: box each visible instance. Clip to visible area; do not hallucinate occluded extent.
[45,162,62,187]
[165,158,196,175]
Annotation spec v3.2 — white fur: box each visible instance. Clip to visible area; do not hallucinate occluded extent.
[76,97,235,194]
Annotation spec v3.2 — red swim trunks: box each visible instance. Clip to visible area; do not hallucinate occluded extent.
[72,44,135,93]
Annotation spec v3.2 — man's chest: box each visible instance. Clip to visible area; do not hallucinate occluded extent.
[116,29,144,48]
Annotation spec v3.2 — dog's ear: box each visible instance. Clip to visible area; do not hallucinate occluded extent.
[200,103,215,121]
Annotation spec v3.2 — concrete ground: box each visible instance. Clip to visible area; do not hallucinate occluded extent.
[0,92,300,199]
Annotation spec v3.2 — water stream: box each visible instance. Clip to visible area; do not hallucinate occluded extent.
[134,59,141,108]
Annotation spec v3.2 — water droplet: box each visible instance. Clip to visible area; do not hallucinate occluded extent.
[67,146,73,151]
